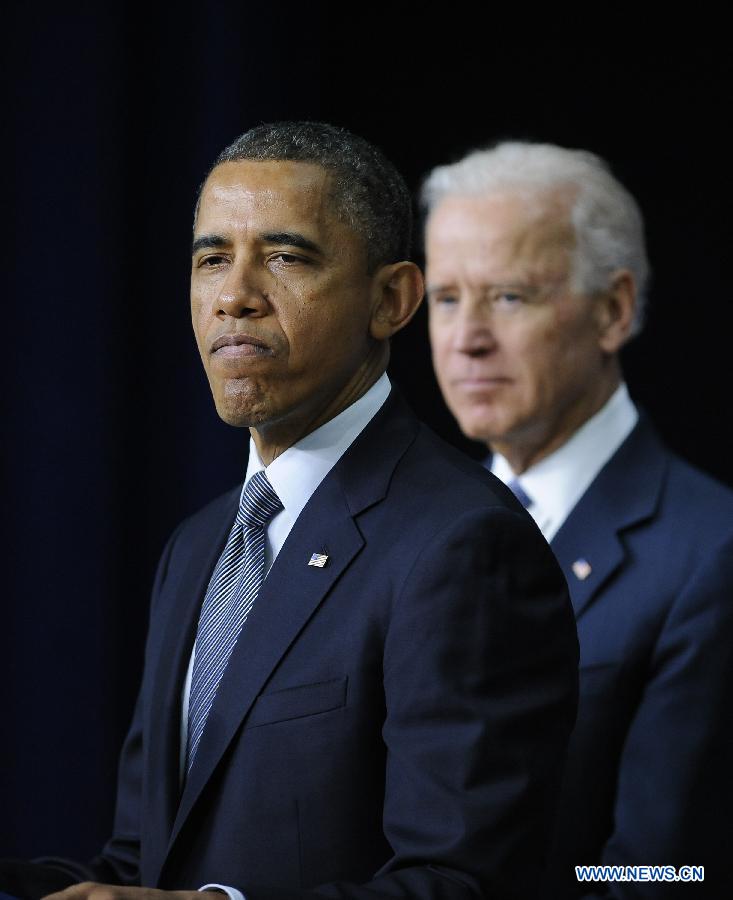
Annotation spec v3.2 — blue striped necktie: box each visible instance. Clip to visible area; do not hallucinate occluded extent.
[507,478,533,510]
[186,470,283,772]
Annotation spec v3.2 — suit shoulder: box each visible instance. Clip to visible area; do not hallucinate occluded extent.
[633,433,733,546]
[663,450,733,523]
[172,484,240,543]
[587,418,733,541]
[398,423,526,516]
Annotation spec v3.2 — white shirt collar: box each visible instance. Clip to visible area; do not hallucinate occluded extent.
[491,384,638,542]
[243,373,391,562]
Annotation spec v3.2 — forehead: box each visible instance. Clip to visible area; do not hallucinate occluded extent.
[196,159,339,235]
[425,189,575,283]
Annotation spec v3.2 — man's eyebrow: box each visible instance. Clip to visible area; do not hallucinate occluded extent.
[192,234,228,256]
[261,231,323,255]
[191,231,324,257]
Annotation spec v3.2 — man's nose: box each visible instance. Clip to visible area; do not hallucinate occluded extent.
[452,298,496,356]
[215,260,269,319]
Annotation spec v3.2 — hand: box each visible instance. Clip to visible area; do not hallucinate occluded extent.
[44,885,223,900]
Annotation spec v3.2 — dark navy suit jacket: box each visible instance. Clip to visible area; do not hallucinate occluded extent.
[15,392,577,900]
[540,417,733,898]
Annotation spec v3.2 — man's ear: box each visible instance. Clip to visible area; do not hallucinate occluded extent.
[369,261,425,341]
[597,269,637,353]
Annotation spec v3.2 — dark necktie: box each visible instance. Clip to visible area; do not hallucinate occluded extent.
[186,470,283,771]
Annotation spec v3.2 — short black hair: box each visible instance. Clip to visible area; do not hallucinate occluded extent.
[198,121,412,271]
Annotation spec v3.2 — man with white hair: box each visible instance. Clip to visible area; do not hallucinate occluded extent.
[423,142,733,897]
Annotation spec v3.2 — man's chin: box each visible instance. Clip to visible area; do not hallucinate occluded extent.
[211,380,270,428]
[453,412,505,446]
[213,397,266,429]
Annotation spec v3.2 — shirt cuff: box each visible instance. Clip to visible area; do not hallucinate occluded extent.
[199,883,246,900]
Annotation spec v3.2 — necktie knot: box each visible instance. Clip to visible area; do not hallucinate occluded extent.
[237,470,283,529]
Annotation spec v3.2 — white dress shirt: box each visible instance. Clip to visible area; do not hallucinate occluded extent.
[491,384,639,542]
[177,374,391,900]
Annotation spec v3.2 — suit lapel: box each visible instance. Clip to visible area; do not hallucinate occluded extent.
[169,485,364,850]
[144,489,239,874]
[551,417,668,618]
[551,515,627,619]
[164,390,420,864]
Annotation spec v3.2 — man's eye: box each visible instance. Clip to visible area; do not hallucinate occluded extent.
[431,293,459,307]
[270,252,307,265]
[198,254,228,267]
[494,291,524,306]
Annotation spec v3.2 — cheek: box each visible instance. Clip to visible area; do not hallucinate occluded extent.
[190,302,211,356]
[190,284,209,323]
[191,300,205,328]
[433,348,453,388]
[502,323,567,403]
[521,319,597,401]
[276,295,318,362]
[427,323,451,373]
[284,290,370,366]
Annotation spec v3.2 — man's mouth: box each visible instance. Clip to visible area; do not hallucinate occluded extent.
[453,376,511,387]
[210,333,272,356]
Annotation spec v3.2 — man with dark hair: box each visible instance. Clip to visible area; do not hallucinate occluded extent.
[198,122,412,271]
[2,123,578,900]
[424,140,733,897]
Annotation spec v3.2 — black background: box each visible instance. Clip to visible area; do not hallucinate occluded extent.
[3,6,731,860]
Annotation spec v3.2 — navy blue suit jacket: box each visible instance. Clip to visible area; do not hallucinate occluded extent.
[541,417,733,898]
[22,392,577,900]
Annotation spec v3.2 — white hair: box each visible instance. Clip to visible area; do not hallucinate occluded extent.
[421,141,650,335]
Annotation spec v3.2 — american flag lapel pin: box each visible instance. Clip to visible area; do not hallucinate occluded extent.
[308,552,329,568]
[572,558,592,581]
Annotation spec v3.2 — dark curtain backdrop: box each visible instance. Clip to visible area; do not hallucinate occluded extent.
[4,6,731,860]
